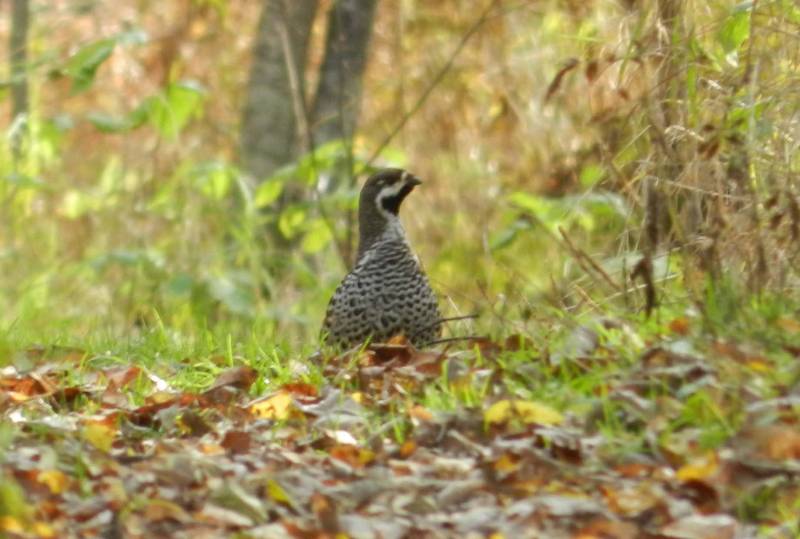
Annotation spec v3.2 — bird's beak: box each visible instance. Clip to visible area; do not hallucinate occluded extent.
[406,175,422,187]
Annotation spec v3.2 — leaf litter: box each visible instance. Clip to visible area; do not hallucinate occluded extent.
[1,325,799,538]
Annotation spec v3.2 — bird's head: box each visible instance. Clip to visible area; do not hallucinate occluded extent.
[356,168,422,259]
[361,168,422,219]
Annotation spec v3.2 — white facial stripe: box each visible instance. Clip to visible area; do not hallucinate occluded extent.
[375,181,407,218]
[378,181,406,200]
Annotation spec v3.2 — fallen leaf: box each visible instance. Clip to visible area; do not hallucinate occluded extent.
[734,425,800,461]
[677,451,719,482]
[143,499,191,523]
[669,317,691,335]
[408,404,433,422]
[265,479,292,506]
[776,318,800,334]
[310,493,340,534]
[485,399,563,426]
[36,470,69,495]
[329,445,374,468]
[250,391,295,420]
[81,418,117,452]
[220,430,251,454]
[575,518,638,539]
[208,366,258,392]
[660,514,737,539]
[399,440,417,458]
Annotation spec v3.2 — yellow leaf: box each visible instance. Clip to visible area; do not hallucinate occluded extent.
[746,359,770,372]
[676,451,718,481]
[351,391,364,404]
[358,448,375,466]
[82,421,116,452]
[31,521,56,538]
[485,399,563,426]
[265,479,292,505]
[776,318,800,333]
[200,443,225,455]
[36,470,68,495]
[493,453,521,474]
[0,516,24,533]
[250,392,294,420]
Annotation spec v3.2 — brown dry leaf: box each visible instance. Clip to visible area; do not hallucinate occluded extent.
[143,499,192,523]
[329,444,374,468]
[280,382,318,399]
[1,373,52,401]
[103,365,142,390]
[195,503,253,527]
[387,334,410,346]
[178,409,212,436]
[584,59,599,82]
[209,366,258,391]
[660,514,738,539]
[775,318,800,334]
[503,334,535,352]
[410,350,447,376]
[734,425,800,461]
[310,493,340,534]
[220,430,252,454]
[399,440,417,458]
[408,404,434,422]
[485,399,563,426]
[601,483,662,517]
[613,462,655,478]
[204,366,258,403]
[668,317,691,336]
[574,518,638,539]
[545,57,579,102]
[369,341,414,364]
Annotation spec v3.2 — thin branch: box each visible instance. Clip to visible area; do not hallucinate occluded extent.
[275,0,351,267]
[428,335,488,346]
[276,3,311,156]
[558,227,623,293]
[415,313,480,338]
[364,0,501,169]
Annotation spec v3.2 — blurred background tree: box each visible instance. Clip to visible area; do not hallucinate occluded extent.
[1,0,798,345]
[240,0,377,261]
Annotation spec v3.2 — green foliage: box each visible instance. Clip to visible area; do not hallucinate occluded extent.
[717,4,751,54]
[65,38,116,93]
[88,81,206,138]
[491,190,628,251]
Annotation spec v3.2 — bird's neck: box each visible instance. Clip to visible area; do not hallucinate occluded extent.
[356,214,406,261]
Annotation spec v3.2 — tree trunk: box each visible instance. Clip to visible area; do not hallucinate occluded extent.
[10,0,30,160]
[239,0,318,182]
[311,0,378,147]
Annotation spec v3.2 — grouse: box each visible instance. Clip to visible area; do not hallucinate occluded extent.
[322,168,441,347]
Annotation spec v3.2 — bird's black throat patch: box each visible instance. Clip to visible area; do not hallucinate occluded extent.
[380,184,415,215]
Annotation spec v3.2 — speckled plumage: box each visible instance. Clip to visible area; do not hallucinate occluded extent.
[322,169,440,347]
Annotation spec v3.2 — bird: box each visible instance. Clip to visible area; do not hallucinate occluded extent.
[322,168,441,348]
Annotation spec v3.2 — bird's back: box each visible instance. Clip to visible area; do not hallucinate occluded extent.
[322,236,440,347]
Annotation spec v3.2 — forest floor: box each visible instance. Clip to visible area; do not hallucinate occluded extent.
[2,301,800,539]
